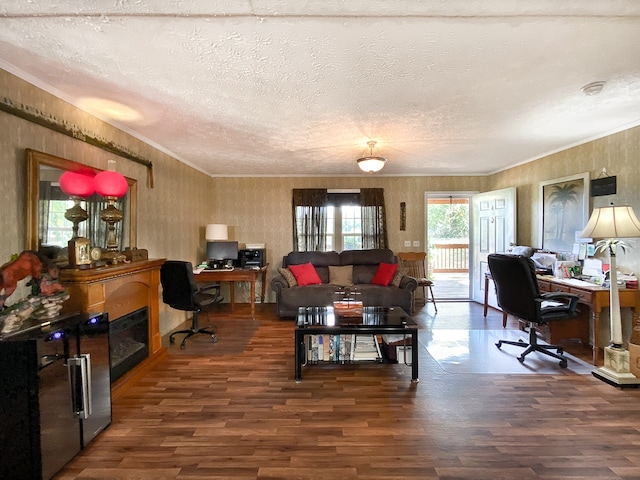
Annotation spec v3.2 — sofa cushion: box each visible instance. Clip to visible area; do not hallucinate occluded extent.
[285,251,340,267]
[340,248,395,266]
[278,267,298,287]
[289,262,323,286]
[391,267,408,287]
[352,265,378,284]
[371,262,398,286]
[329,265,353,287]
[284,251,340,284]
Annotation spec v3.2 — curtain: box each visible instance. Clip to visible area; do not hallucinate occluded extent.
[38,181,53,245]
[292,189,328,251]
[360,188,388,249]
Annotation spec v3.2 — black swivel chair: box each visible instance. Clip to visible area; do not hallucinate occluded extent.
[488,253,579,368]
[160,260,223,349]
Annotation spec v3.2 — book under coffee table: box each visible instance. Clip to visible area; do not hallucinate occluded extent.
[294,306,419,383]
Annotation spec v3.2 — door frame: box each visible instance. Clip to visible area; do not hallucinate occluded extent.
[425,191,476,300]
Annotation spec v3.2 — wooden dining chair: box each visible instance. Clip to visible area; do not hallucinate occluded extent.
[398,252,437,313]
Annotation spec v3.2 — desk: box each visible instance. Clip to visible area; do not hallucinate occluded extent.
[195,264,269,318]
[484,273,640,365]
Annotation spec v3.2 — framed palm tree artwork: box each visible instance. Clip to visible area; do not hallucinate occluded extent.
[539,172,590,252]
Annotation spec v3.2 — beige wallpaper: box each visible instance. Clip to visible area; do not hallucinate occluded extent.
[2,67,639,337]
[488,125,640,276]
[1,69,214,333]
[209,175,488,304]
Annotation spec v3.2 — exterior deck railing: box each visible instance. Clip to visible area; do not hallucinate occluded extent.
[431,243,469,273]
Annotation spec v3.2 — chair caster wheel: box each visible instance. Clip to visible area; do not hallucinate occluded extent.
[559,359,567,368]
[557,348,564,355]
[212,335,218,343]
[495,342,502,349]
[169,337,176,344]
[517,356,525,364]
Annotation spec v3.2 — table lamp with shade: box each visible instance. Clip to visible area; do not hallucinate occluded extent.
[206,224,228,241]
[579,204,640,387]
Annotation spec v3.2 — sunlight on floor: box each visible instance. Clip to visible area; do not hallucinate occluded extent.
[423,328,594,375]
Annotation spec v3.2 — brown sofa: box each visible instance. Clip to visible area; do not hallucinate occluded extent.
[271,249,417,318]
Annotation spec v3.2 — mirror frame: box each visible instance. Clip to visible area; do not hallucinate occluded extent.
[26,148,138,251]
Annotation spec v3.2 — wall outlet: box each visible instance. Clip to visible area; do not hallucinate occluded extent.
[404,240,411,247]
[412,240,420,247]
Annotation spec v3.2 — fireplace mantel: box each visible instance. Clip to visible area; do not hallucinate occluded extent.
[59,258,166,400]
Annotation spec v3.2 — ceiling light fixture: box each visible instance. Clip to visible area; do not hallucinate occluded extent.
[581,81,606,96]
[357,140,387,174]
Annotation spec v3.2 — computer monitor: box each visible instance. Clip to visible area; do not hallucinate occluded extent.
[206,241,239,262]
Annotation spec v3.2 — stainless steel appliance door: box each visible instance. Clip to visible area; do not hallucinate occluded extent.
[39,330,81,480]
[78,313,112,446]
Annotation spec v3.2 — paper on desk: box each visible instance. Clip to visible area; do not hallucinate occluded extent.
[583,258,603,276]
[532,252,557,268]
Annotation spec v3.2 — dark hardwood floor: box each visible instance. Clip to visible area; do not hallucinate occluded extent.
[56,302,640,480]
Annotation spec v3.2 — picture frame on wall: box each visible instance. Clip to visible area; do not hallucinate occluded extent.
[539,172,590,253]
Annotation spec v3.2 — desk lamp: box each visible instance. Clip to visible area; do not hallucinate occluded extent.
[579,204,640,387]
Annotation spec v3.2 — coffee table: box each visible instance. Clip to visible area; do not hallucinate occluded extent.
[294,306,419,383]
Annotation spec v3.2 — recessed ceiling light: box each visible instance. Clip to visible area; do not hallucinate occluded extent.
[77,97,142,122]
[581,81,606,96]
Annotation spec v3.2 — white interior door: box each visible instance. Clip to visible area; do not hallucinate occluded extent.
[471,187,516,307]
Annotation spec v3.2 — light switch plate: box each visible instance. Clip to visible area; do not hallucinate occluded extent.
[412,240,420,247]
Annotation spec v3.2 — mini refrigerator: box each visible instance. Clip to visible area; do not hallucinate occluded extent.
[0,312,111,480]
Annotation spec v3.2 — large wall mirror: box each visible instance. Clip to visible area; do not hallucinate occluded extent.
[26,149,137,253]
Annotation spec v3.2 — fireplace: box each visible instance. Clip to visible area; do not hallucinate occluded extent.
[109,307,149,383]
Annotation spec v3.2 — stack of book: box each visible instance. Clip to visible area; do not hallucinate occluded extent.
[306,334,381,363]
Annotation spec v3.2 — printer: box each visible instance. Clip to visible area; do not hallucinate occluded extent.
[239,249,266,268]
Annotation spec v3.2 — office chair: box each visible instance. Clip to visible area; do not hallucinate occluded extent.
[398,252,437,313]
[160,260,223,349]
[488,253,579,368]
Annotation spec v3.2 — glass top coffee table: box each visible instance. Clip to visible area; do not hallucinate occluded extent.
[294,306,419,383]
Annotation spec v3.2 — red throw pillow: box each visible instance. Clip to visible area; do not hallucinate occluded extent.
[371,262,398,286]
[288,262,322,286]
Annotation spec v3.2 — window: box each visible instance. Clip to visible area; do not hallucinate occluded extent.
[292,188,386,252]
[45,199,87,245]
[326,205,362,251]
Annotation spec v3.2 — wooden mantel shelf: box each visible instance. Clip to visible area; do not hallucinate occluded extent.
[60,258,165,283]
[59,258,167,400]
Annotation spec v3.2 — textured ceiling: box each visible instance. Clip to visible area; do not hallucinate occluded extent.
[1,1,640,177]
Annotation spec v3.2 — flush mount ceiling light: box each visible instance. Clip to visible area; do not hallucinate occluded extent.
[581,81,606,96]
[357,140,387,174]
[77,97,143,122]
